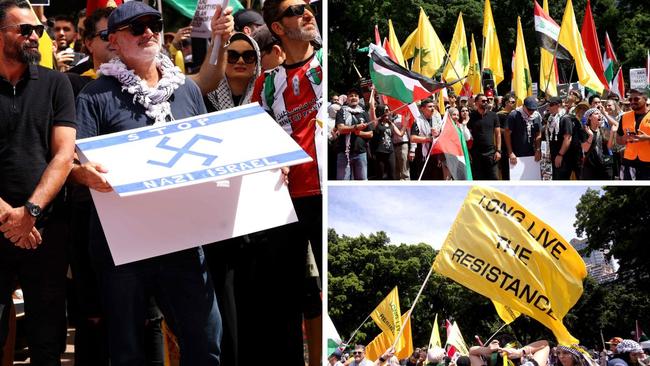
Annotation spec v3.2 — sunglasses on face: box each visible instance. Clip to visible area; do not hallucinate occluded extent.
[277,4,314,21]
[116,18,163,37]
[96,29,109,41]
[227,50,257,64]
[353,351,363,355]
[0,23,45,38]
[631,97,644,102]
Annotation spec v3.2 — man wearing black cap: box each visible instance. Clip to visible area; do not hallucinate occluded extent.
[0,1,76,363]
[251,23,283,70]
[71,2,224,364]
[505,96,542,179]
[234,9,264,35]
[543,96,576,180]
[616,88,650,180]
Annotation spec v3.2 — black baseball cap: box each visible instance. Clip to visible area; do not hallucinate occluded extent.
[234,9,264,31]
[548,96,562,105]
[107,2,161,34]
[251,24,277,51]
[524,96,539,110]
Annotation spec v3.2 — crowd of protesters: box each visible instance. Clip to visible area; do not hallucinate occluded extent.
[328,85,650,181]
[329,335,650,366]
[0,0,323,365]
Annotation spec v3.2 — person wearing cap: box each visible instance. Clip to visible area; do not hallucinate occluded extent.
[253,0,323,363]
[234,9,264,35]
[335,87,373,180]
[251,23,283,70]
[607,337,624,356]
[467,93,501,180]
[609,340,647,366]
[71,2,229,364]
[542,96,575,180]
[497,93,516,180]
[616,88,650,180]
[0,1,77,363]
[505,96,542,178]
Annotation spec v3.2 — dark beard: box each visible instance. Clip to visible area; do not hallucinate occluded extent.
[4,40,41,64]
[19,41,41,64]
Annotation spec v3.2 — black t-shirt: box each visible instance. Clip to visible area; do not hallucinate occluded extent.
[468,110,499,154]
[373,120,394,154]
[335,107,372,154]
[506,110,541,157]
[543,114,573,158]
[0,65,76,208]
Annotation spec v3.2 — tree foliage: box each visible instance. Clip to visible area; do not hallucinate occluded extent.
[328,0,650,95]
[574,187,650,291]
[328,227,650,351]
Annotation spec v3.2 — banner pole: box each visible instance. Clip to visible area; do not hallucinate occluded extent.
[390,264,435,349]
[484,322,509,344]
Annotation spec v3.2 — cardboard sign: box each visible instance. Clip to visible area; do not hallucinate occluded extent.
[629,68,648,90]
[76,103,312,197]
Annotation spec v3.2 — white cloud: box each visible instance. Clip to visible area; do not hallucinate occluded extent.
[328,184,600,249]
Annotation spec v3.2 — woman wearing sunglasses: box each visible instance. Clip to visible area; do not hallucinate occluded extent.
[204,32,260,112]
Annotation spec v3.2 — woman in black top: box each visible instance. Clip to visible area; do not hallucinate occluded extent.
[580,108,615,180]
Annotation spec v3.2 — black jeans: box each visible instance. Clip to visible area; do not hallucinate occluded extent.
[0,212,68,366]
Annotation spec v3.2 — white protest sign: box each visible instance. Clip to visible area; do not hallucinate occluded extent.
[532,82,538,97]
[509,156,541,180]
[190,0,227,39]
[630,68,648,90]
[89,170,298,265]
[76,103,312,197]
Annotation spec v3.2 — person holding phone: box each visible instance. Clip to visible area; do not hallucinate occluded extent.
[616,88,650,180]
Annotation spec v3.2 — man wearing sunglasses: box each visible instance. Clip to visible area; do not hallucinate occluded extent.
[0,0,77,364]
[72,2,227,365]
[616,88,650,180]
[253,0,323,365]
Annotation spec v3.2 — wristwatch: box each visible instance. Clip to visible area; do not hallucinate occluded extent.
[24,201,42,218]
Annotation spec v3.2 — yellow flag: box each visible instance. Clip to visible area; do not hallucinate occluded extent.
[370,286,404,349]
[482,0,504,86]
[438,89,446,114]
[401,7,447,78]
[428,314,442,349]
[557,0,605,93]
[492,300,522,324]
[367,312,413,361]
[539,0,558,96]
[465,34,482,96]
[432,186,587,345]
[443,13,469,96]
[513,17,532,106]
[388,20,406,68]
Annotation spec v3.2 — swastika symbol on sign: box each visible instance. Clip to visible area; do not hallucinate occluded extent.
[147,134,222,168]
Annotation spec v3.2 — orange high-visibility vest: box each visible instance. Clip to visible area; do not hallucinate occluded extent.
[621,110,650,162]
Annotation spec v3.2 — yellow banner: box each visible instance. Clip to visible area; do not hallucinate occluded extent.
[539,0,558,97]
[492,300,521,324]
[513,17,532,106]
[432,186,587,345]
[370,286,403,348]
[388,19,406,68]
[401,7,447,78]
[367,312,413,361]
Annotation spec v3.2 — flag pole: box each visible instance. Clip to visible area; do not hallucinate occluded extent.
[390,264,435,349]
[343,312,374,349]
[484,322,509,344]
[542,41,561,97]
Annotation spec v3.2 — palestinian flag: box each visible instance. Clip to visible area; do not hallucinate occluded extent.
[369,43,449,105]
[431,112,472,180]
[611,67,625,100]
[325,314,343,357]
[603,32,617,84]
[533,1,571,60]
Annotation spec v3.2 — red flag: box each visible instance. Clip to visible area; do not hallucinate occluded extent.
[87,0,123,18]
[580,0,608,88]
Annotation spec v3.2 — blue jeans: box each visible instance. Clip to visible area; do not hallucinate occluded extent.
[99,247,221,366]
[336,152,368,180]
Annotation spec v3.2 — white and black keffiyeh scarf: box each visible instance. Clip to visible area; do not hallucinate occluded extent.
[516,106,541,144]
[100,53,185,125]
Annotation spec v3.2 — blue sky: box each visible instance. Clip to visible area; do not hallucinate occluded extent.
[327,184,601,249]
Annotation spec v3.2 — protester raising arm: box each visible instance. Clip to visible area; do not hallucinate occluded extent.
[189,5,235,95]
